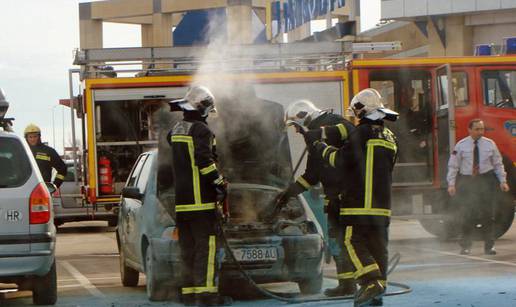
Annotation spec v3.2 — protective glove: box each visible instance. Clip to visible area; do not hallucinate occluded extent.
[303,128,322,147]
[213,176,228,203]
[275,190,290,207]
[313,140,328,155]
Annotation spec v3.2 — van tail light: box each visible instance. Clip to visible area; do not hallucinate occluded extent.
[29,183,51,224]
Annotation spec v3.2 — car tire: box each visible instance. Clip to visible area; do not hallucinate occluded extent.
[298,272,323,295]
[33,260,57,305]
[145,247,168,301]
[120,247,139,287]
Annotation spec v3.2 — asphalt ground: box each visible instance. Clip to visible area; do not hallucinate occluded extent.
[2,219,516,306]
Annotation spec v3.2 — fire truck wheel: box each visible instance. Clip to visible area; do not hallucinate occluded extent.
[120,247,139,287]
[472,192,515,240]
[145,247,168,301]
[418,217,458,241]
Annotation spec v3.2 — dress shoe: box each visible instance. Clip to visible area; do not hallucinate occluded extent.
[485,248,496,255]
[354,280,385,307]
[460,248,471,255]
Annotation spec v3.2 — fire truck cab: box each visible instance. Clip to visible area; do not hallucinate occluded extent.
[352,56,516,239]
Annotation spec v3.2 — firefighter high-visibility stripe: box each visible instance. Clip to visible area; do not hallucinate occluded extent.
[364,139,397,209]
[181,286,218,294]
[296,176,311,189]
[329,151,337,167]
[171,135,202,206]
[364,141,374,209]
[344,226,364,274]
[355,263,380,279]
[55,174,65,180]
[336,123,348,140]
[206,236,216,288]
[200,163,217,175]
[35,154,50,161]
[176,203,216,212]
[340,208,391,216]
[337,272,354,280]
[379,279,387,288]
[322,146,332,159]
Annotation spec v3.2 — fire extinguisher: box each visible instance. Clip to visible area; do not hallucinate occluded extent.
[98,156,114,195]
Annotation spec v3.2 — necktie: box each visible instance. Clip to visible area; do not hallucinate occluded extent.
[473,140,479,176]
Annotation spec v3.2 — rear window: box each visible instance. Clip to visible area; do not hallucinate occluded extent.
[0,138,32,188]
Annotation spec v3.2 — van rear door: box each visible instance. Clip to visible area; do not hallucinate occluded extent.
[0,137,34,254]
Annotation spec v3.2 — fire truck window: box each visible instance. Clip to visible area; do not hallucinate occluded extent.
[483,70,516,109]
[127,154,147,187]
[451,72,469,106]
[437,74,450,108]
[370,81,395,110]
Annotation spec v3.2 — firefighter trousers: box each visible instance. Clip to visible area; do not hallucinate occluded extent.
[177,211,222,296]
[341,225,388,287]
[327,200,355,286]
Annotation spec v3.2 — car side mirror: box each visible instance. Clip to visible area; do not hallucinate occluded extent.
[45,182,57,194]
[122,186,143,200]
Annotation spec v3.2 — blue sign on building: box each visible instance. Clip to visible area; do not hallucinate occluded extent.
[275,0,346,33]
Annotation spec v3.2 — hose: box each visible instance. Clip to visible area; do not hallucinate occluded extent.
[217,213,412,304]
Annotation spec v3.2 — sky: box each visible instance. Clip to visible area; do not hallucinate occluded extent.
[0,0,380,153]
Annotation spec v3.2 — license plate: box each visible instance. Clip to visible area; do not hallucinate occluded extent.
[231,247,277,262]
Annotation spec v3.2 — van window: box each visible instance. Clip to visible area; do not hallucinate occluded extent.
[136,155,153,193]
[482,70,516,109]
[451,72,469,106]
[0,138,32,188]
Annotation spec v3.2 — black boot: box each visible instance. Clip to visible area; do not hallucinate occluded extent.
[324,280,356,297]
[354,280,385,307]
[370,297,383,306]
[196,293,233,306]
[180,293,196,306]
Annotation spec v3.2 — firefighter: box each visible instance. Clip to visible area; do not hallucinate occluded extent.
[279,99,357,297]
[168,86,232,306]
[24,124,67,188]
[307,89,398,307]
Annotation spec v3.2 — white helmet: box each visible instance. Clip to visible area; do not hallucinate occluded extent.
[284,99,324,128]
[171,85,216,117]
[349,88,398,121]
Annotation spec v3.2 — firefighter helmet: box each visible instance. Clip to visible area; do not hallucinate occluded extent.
[285,99,323,128]
[24,123,41,136]
[171,85,216,117]
[349,88,398,121]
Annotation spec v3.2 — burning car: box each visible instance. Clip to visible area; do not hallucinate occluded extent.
[116,90,324,301]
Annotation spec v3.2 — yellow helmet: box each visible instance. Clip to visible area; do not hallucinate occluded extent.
[24,124,41,136]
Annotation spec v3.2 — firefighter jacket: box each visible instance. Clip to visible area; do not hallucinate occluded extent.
[29,142,67,188]
[314,118,398,226]
[291,113,356,200]
[168,112,221,214]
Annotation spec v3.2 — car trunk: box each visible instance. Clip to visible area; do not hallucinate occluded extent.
[0,137,33,254]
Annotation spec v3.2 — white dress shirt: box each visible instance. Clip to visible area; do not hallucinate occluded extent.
[447,136,507,186]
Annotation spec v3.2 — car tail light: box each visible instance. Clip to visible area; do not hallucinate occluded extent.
[29,183,51,224]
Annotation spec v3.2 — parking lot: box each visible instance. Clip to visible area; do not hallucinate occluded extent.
[1,218,516,306]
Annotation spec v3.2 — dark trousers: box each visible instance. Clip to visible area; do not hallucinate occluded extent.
[341,225,388,286]
[177,211,221,296]
[327,200,354,285]
[456,172,498,250]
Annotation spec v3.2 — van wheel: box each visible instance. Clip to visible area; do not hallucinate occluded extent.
[298,272,323,294]
[145,247,168,301]
[120,247,139,287]
[33,260,57,305]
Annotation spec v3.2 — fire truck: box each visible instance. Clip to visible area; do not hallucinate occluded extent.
[67,41,515,238]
